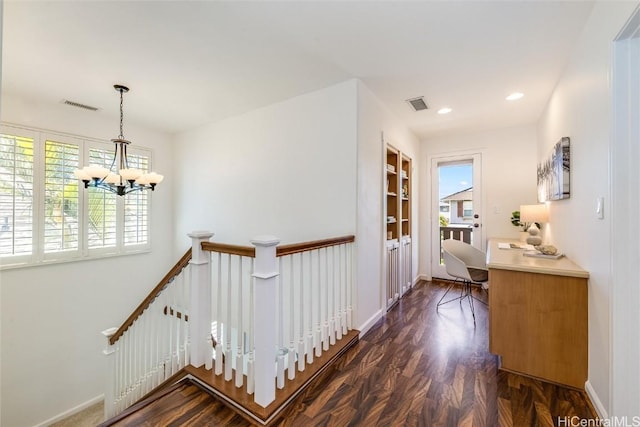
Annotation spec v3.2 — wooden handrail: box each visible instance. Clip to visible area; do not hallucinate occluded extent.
[276,235,355,257]
[201,241,256,258]
[109,248,193,345]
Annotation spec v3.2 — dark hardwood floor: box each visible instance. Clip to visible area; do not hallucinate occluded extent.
[109,281,597,426]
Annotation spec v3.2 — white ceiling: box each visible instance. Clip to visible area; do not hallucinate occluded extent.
[1,1,595,140]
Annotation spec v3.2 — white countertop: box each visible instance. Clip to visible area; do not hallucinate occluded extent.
[487,238,589,279]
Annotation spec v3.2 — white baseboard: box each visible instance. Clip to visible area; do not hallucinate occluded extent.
[34,394,103,427]
[357,309,383,338]
[418,274,430,282]
[585,381,608,419]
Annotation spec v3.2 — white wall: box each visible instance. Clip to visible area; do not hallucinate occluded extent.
[172,80,358,251]
[0,93,175,427]
[536,1,639,417]
[418,125,538,278]
[356,81,420,330]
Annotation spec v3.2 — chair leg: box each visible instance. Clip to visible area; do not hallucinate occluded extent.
[437,279,468,308]
[437,279,479,326]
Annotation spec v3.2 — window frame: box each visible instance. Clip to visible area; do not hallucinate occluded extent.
[462,200,473,218]
[0,123,153,269]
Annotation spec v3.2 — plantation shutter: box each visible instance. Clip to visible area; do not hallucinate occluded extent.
[44,140,80,253]
[87,148,117,249]
[0,134,34,257]
[123,153,149,246]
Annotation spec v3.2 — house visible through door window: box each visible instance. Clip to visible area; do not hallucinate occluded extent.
[463,200,473,218]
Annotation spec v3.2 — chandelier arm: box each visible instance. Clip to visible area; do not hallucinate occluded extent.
[109,142,118,176]
[123,142,129,170]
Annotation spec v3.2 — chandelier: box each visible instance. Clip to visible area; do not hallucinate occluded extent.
[73,84,163,196]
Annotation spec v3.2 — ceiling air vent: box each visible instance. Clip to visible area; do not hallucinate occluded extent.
[406,96,428,112]
[62,99,99,111]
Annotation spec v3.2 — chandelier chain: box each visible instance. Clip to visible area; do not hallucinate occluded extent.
[119,88,124,139]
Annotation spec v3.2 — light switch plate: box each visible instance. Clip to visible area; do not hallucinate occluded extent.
[596,197,604,219]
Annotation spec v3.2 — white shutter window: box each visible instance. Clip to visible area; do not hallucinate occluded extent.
[0,133,34,257]
[123,153,149,246]
[0,124,156,269]
[87,148,117,249]
[44,140,80,253]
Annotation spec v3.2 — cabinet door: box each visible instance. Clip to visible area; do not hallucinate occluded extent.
[386,242,400,308]
[489,268,587,388]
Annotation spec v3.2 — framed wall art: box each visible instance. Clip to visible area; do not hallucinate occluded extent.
[537,137,570,202]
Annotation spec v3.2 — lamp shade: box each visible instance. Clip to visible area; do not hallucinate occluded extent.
[520,204,549,223]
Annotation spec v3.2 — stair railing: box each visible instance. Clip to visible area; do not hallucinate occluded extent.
[103,231,355,418]
[101,245,195,418]
[275,236,355,388]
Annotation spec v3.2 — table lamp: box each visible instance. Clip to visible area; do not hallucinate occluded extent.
[520,204,548,246]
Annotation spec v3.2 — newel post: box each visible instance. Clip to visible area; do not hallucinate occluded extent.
[188,231,214,368]
[251,235,280,407]
[101,326,118,419]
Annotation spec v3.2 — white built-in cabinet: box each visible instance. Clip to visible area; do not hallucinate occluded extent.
[385,144,413,309]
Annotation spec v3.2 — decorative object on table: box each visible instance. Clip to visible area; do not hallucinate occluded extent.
[535,244,558,255]
[537,137,570,202]
[523,248,564,259]
[520,204,548,246]
[511,210,535,242]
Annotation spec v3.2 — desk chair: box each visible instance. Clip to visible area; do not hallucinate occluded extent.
[437,239,489,325]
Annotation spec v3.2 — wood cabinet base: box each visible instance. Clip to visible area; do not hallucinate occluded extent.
[489,268,588,389]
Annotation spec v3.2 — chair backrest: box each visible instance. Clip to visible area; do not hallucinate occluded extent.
[442,239,487,270]
[442,248,472,281]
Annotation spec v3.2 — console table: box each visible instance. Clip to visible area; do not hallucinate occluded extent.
[487,238,589,389]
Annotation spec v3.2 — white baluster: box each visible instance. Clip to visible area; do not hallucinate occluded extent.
[247,258,255,394]
[215,252,224,375]
[225,254,233,382]
[336,245,343,341]
[276,258,285,389]
[306,251,314,365]
[235,256,244,388]
[247,350,255,395]
[330,246,337,346]
[287,256,296,380]
[341,244,348,336]
[139,312,149,396]
[205,334,213,370]
[347,242,353,330]
[315,249,322,358]
[297,252,306,372]
[323,247,330,351]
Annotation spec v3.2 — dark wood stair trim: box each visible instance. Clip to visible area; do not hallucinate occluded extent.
[186,329,360,425]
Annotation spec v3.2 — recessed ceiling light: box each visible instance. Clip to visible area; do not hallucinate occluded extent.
[437,107,452,115]
[506,92,524,101]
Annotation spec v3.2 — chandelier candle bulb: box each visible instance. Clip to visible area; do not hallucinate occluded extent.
[119,168,143,181]
[73,168,91,181]
[146,172,164,184]
[104,173,121,185]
